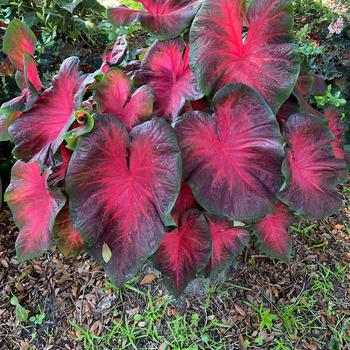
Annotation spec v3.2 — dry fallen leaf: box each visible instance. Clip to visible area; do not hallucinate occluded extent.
[234,303,247,317]
[89,320,101,333]
[102,242,112,263]
[140,273,157,285]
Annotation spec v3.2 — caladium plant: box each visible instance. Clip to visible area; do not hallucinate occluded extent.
[1,0,349,297]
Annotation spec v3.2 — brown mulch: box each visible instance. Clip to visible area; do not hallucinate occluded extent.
[0,183,349,350]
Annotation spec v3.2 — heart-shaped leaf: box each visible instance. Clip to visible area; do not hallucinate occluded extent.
[278,113,347,219]
[205,214,249,276]
[66,115,182,285]
[255,201,292,261]
[9,57,86,162]
[153,209,211,296]
[135,38,203,122]
[94,68,154,130]
[175,84,284,220]
[189,0,301,113]
[5,161,65,261]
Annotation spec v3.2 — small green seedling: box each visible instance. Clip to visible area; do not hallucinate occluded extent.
[10,295,29,323]
[258,306,278,332]
[30,307,46,325]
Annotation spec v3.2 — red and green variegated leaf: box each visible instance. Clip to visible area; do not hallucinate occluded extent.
[205,214,249,276]
[53,204,85,257]
[4,161,65,261]
[9,57,84,163]
[108,0,202,40]
[153,209,211,296]
[2,19,37,71]
[66,115,182,285]
[171,182,197,225]
[278,114,347,219]
[324,106,349,161]
[135,38,203,122]
[94,68,154,130]
[189,0,300,113]
[121,86,154,127]
[23,53,43,92]
[101,36,128,73]
[175,84,284,220]
[255,201,292,261]
[1,88,38,113]
[94,68,130,113]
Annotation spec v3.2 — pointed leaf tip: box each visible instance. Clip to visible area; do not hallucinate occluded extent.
[205,214,249,276]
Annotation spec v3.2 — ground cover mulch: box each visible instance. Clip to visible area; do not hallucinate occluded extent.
[0,182,349,350]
